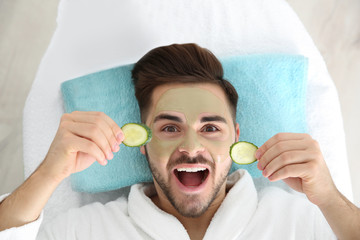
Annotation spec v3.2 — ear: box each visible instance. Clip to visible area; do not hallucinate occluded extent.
[140,145,146,155]
[235,123,240,142]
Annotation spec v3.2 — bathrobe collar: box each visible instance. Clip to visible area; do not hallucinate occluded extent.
[128,169,258,240]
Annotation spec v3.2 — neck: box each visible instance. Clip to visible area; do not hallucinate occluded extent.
[151,183,227,240]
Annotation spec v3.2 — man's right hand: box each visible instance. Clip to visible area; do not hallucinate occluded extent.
[40,111,124,182]
[0,111,124,231]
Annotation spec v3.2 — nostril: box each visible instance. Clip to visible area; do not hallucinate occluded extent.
[178,143,205,156]
[178,131,204,153]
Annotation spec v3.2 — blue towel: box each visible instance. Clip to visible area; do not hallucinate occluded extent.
[61,54,308,192]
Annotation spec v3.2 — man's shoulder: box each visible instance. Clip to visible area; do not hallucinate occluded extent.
[80,193,130,216]
[49,193,131,224]
[256,183,318,220]
[74,182,152,216]
[39,189,147,239]
[249,175,317,215]
[42,194,131,230]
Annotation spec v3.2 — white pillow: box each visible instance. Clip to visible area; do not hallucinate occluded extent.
[23,0,353,222]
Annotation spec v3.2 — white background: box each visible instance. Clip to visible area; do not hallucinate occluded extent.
[0,0,359,205]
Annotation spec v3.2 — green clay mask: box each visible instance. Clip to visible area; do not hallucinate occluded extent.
[146,86,236,164]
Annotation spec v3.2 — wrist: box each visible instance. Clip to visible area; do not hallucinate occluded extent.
[316,188,360,239]
[0,163,62,230]
[316,187,343,210]
[35,160,67,187]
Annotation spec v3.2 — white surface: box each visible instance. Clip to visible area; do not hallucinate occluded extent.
[286,0,360,208]
[22,0,353,222]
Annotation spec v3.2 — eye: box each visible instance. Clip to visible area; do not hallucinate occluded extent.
[162,125,180,133]
[201,125,219,132]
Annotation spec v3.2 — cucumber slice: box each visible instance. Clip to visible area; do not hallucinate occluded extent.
[230,141,258,165]
[121,123,152,147]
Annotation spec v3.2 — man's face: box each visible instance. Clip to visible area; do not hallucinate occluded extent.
[141,83,239,218]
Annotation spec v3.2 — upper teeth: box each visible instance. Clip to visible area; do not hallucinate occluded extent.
[176,167,206,172]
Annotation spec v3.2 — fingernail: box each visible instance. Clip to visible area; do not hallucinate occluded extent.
[255,150,261,159]
[103,159,108,165]
[107,151,114,160]
[113,143,120,152]
[117,132,124,142]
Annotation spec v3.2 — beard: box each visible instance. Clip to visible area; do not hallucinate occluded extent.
[145,148,231,218]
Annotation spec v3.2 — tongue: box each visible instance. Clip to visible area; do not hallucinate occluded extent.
[178,171,203,187]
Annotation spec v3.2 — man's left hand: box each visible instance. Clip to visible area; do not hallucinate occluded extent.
[256,133,337,207]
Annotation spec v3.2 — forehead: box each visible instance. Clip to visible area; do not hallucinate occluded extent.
[147,83,231,123]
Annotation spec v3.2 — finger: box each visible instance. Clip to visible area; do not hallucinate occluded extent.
[256,133,307,159]
[70,135,107,166]
[82,111,124,143]
[267,162,313,182]
[262,150,315,178]
[98,113,124,143]
[67,122,114,160]
[69,111,122,151]
[257,139,308,170]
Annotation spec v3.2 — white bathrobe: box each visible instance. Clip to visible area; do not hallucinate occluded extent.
[0,170,336,240]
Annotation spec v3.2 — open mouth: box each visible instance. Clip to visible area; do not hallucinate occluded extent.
[173,166,210,188]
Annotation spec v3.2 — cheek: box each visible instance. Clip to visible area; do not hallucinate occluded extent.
[201,129,235,163]
[202,139,233,163]
[147,136,182,162]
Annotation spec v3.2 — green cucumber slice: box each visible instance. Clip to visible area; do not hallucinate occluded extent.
[121,123,152,147]
[230,141,258,165]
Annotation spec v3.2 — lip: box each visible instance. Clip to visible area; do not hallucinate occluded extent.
[171,164,211,194]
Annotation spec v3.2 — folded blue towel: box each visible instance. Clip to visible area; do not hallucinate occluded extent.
[61,54,308,192]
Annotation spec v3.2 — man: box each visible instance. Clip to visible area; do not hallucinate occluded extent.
[0,43,359,239]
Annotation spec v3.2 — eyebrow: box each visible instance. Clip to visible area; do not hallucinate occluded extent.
[200,115,227,123]
[153,114,183,123]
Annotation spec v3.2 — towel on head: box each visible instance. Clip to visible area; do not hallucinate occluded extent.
[61,53,308,193]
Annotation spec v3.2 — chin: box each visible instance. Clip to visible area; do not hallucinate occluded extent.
[167,177,225,218]
[173,196,210,218]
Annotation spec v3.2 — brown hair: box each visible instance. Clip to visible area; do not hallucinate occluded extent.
[131,43,238,123]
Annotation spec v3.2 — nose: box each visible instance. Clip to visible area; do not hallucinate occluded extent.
[178,129,205,157]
